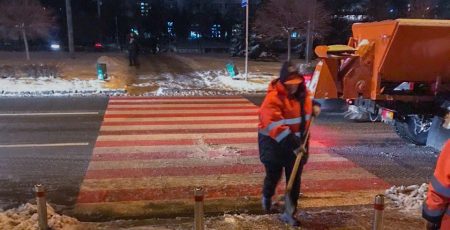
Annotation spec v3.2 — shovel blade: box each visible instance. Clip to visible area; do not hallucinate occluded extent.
[284,194,296,216]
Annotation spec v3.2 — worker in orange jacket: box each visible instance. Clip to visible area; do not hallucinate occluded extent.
[423,140,450,229]
[258,61,320,226]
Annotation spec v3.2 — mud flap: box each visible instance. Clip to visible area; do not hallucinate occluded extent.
[426,116,450,151]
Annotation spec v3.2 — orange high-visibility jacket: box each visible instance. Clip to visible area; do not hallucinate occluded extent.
[423,140,450,227]
[258,79,313,142]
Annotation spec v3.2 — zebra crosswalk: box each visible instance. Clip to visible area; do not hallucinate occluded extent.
[74,96,389,219]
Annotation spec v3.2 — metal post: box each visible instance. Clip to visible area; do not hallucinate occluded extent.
[65,0,75,58]
[194,187,204,230]
[97,0,102,18]
[305,0,316,63]
[34,184,48,230]
[244,0,249,81]
[115,16,120,50]
[373,194,384,230]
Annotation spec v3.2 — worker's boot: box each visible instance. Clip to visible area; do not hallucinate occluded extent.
[261,196,272,214]
[279,212,300,226]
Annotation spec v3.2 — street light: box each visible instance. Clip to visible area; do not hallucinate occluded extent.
[94,0,102,18]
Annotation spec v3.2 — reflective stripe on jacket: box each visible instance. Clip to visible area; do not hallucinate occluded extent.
[423,140,450,227]
[258,79,313,143]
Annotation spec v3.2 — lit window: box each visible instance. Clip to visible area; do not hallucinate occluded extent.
[211,24,221,38]
[167,21,175,36]
[189,31,201,40]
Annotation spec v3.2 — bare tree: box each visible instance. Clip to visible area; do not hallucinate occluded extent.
[407,0,436,18]
[254,0,331,61]
[0,0,53,60]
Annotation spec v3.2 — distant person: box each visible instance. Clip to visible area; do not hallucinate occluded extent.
[128,33,139,67]
[423,140,450,230]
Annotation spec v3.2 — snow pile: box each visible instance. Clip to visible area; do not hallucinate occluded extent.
[216,74,269,92]
[0,68,271,96]
[0,203,79,230]
[142,70,273,96]
[0,77,125,96]
[205,214,277,229]
[385,183,428,210]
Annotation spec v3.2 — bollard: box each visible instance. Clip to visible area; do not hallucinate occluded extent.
[194,187,204,230]
[373,194,384,230]
[96,63,107,80]
[34,184,48,230]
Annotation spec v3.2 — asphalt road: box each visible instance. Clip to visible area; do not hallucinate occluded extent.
[0,97,108,212]
[0,96,439,217]
[244,94,438,186]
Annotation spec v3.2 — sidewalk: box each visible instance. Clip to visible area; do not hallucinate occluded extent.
[74,205,426,229]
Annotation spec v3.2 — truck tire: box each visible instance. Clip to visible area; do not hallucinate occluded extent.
[394,115,431,145]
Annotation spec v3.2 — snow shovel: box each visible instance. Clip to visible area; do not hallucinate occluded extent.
[284,116,314,217]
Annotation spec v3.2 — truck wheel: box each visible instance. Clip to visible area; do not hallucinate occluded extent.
[394,115,432,145]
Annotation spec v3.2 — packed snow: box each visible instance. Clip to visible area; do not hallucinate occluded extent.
[0,69,272,96]
[385,183,428,211]
[0,203,80,230]
[139,70,273,96]
[0,77,125,96]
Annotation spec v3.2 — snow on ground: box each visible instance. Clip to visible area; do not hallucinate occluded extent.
[0,203,80,230]
[1,203,426,229]
[205,214,286,230]
[139,70,274,96]
[384,183,428,211]
[0,70,272,97]
[0,77,125,96]
[85,205,425,229]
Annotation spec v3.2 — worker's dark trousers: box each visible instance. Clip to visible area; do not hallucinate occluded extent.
[262,158,306,210]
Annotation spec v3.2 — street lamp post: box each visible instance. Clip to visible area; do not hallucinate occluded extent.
[244,0,249,81]
[96,0,102,18]
[65,0,74,57]
[305,0,316,63]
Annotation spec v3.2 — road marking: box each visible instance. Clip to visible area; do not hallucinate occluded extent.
[0,142,90,148]
[80,167,377,191]
[83,161,357,180]
[0,112,100,116]
[75,96,390,219]
[100,123,256,131]
[77,178,389,203]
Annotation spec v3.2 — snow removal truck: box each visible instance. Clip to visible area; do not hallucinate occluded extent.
[308,19,450,150]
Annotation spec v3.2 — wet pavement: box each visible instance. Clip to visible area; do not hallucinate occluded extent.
[0,97,108,211]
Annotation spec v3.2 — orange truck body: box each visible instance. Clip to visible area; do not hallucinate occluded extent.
[309,19,450,150]
[310,19,450,100]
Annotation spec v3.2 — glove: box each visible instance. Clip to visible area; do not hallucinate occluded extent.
[280,133,300,154]
[313,105,321,117]
[294,146,307,155]
[294,146,309,165]
[295,137,310,164]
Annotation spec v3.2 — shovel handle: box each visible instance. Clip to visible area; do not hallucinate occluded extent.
[285,117,314,192]
[286,151,304,192]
